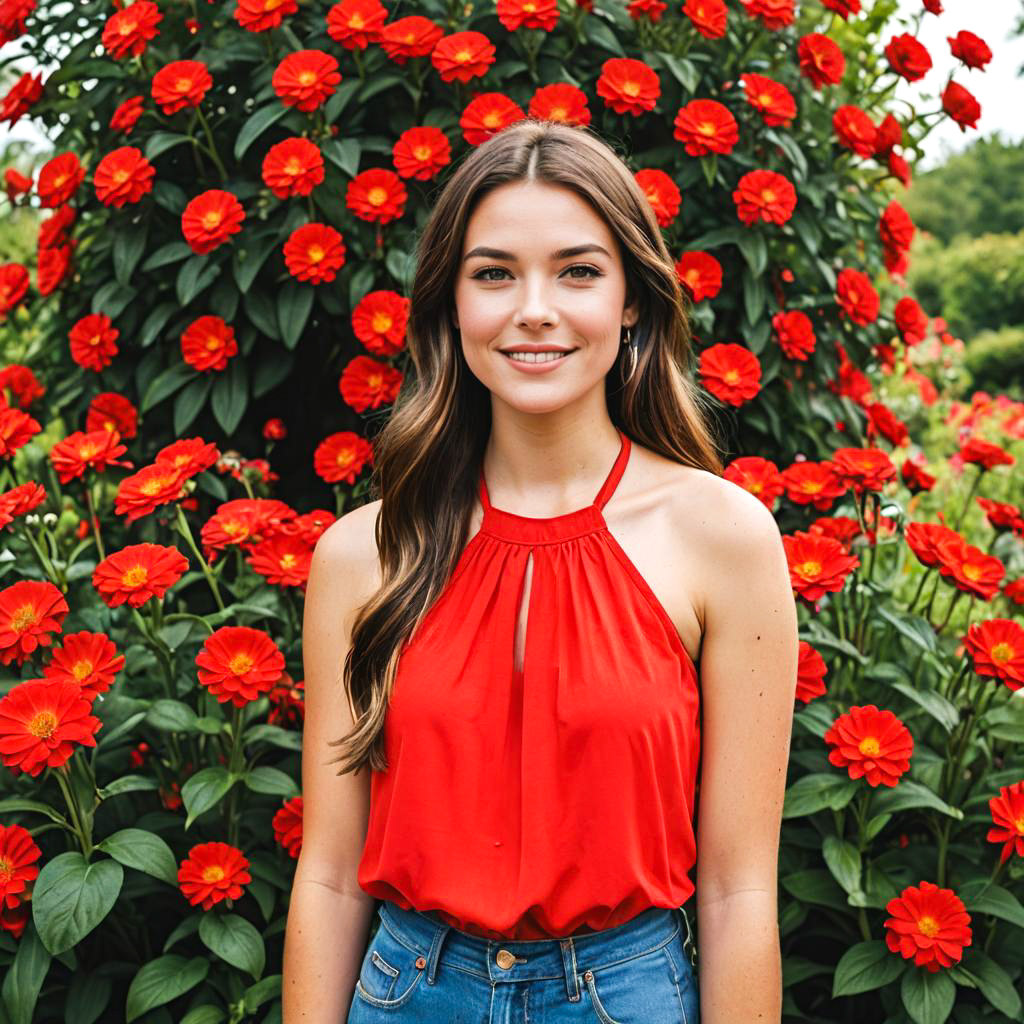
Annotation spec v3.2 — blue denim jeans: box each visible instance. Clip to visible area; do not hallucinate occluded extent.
[348,899,700,1023]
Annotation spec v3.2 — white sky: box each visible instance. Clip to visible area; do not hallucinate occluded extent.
[2,2,1023,171]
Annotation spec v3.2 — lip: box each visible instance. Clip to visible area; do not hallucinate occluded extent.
[501,349,575,374]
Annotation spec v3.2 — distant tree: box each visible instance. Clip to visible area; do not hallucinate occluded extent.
[900,133,1024,244]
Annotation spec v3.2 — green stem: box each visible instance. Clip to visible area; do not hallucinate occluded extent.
[906,565,934,615]
[194,104,229,181]
[176,504,226,611]
[951,466,983,532]
[19,521,62,586]
[83,481,105,560]
[54,762,93,858]
[934,589,963,634]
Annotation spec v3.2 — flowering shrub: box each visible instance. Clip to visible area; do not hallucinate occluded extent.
[1,0,1021,1022]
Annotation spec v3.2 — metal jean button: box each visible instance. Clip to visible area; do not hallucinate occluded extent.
[495,949,516,969]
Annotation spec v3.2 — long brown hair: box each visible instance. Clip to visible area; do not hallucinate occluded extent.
[329,117,726,775]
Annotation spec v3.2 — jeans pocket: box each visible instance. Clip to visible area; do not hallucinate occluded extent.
[354,918,427,1011]
[580,938,681,1024]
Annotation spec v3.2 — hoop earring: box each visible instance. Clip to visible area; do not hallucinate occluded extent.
[621,326,638,385]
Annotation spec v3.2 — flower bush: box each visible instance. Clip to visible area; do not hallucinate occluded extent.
[1,0,1021,1022]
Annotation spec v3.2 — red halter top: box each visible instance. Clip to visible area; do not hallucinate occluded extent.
[357,429,701,940]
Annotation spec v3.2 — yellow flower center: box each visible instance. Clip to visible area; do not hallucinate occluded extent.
[917,915,939,938]
[202,865,225,882]
[623,80,639,97]
[724,369,738,382]
[368,187,387,207]
[206,334,223,351]
[122,566,149,586]
[1014,816,1024,835]
[29,710,57,738]
[455,49,470,62]
[369,373,383,389]
[762,188,775,202]
[859,736,880,757]
[991,641,1014,664]
[0,857,13,884]
[350,14,365,27]
[175,78,191,93]
[298,71,316,86]
[202,210,223,229]
[371,312,393,332]
[798,560,821,577]
[230,653,254,676]
[141,473,177,496]
[12,603,38,632]
[335,450,353,467]
[962,562,981,581]
[73,660,93,682]
[414,145,430,160]
[280,554,297,569]
[697,120,715,136]
[285,158,301,175]
[307,244,325,263]
[114,169,129,183]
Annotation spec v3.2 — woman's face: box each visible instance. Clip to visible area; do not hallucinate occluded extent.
[453,180,639,416]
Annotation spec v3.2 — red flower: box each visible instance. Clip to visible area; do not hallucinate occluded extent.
[942,81,980,132]
[0,407,41,459]
[283,223,346,284]
[825,705,913,787]
[873,115,903,157]
[697,343,761,407]
[378,15,444,65]
[772,311,816,361]
[527,84,591,129]
[733,169,796,227]
[977,498,1024,536]
[495,0,558,31]
[836,267,879,326]
[987,782,1024,863]
[93,146,155,208]
[261,137,324,199]
[87,392,138,438]
[0,823,41,909]
[675,251,722,302]
[0,364,44,408]
[0,678,101,777]
[181,189,245,254]
[326,0,388,50]
[459,93,526,147]
[110,95,145,135]
[346,168,406,225]
[782,530,859,602]
[740,73,795,127]
[948,30,992,71]
[178,842,251,910]
[681,0,726,38]
[0,580,68,666]
[865,402,908,448]
[901,457,936,494]
[635,168,681,228]
[885,33,933,82]
[234,0,298,32]
[49,429,131,484]
[0,71,43,128]
[272,796,303,858]
[0,481,46,527]
[181,315,238,372]
[196,626,286,708]
[314,431,374,485]
[68,312,119,372]
[352,291,409,356]
[964,619,1024,692]
[795,641,827,703]
[0,1,36,46]
[272,50,341,112]
[339,355,403,412]
[831,446,897,493]
[37,203,75,249]
[37,152,86,208]
[155,438,220,480]
[431,30,496,84]
[880,199,915,255]
[596,58,661,117]
[673,98,738,157]
[884,881,971,971]
[246,534,314,586]
[821,0,860,17]
[392,125,452,180]
[41,631,125,700]
[263,418,287,441]
[833,105,877,158]
[101,0,162,59]
[797,33,845,89]
[722,455,784,510]
[0,264,30,320]
[960,436,1014,470]
[93,543,190,608]
[151,59,213,116]
[935,536,1005,602]
[114,463,188,523]
[740,0,793,30]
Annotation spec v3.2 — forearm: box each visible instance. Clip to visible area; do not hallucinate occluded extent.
[282,867,378,1024]
[696,890,781,1024]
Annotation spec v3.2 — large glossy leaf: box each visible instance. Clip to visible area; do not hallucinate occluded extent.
[125,955,209,1023]
[832,940,905,997]
[32,853,124,955]
[199,913,265,980]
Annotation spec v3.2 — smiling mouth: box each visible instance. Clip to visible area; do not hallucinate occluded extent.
[502,350,576,363]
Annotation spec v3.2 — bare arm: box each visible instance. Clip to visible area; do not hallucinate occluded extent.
[691,482,799,1024]
[282,502,384,1024]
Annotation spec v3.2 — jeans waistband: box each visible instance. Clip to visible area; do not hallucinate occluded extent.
[378,899,691,1002]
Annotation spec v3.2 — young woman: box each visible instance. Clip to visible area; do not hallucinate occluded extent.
[283,118,798,1024]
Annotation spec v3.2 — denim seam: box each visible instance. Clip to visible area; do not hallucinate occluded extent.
[576,922,679,973]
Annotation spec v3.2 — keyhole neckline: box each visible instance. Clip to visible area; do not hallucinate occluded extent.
[477,430,631,545]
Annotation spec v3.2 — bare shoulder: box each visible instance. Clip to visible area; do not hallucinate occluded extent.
[312,498,384,605]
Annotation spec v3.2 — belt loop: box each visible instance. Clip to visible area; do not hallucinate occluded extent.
[425,919,451,985]
[559,938,580,1002]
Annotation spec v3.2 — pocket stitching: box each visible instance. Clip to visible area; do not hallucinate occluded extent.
[582,970,625,1024]
[355,968,424,1010]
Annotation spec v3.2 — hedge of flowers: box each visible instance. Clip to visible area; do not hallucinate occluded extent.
[1,0,1022,1022]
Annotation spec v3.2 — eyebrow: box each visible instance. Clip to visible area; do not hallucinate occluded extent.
[462,244,612,263]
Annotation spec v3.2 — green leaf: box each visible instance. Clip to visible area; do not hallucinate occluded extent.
[177,253,219,306]
[742,267,766,325]
[91,279,136,320]
[822,836,861,895]
[199,914,265,980]
[875,606,938,654]
[885,679,959,733]
[141,362,196,412]
[957,949,1021,1019]
[113,221,149,288]
[243,766,299,797]
[232,232,281,293]
[900,964,955,1024]
[870,780,963,820]
[699,152,718,189]
[147,699,200,733]
[145,132,194,161]
[0,921,51,1024]
[162,914,202,954]
[211,357,249,436]
[64,970,112,1024]
[252,350,293,398]
[323,78,362,125]
[96,829,179,887]
[125,955,209,1023]
[959,880,1024,931]
[0,797,69,827]
[736,230,768,277]
[658,53,698,93]
[782,773,860,818]
[32,853,124,955]
[583,14,625,55]
[780,869,848,912]
[234,104,290,162]
[244,288,281,341]
[244,724,302,751]
[97,775,159,799]
[322,138,362,178]
[243,974,281,1013]
[141,241,194,273]
[276,281,314,350]
[174,376,213,436]
[181,766,235,829]
[179,1007,226,1024]
[832,940,906,997]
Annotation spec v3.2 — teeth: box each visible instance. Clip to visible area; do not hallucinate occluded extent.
[506,351,570,363]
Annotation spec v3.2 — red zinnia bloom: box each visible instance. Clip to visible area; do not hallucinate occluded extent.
[261,137,324,199]
[865,402,909,448]
[181,189,245,254]
[101,0,162,59]
[352,291,409,356]
[272,796,303,859]
[722,455,784,511]
[313,431,374,485]
[37,203,75,249]
[246,534,314,587]
[263,418,287,441]
[987,782,1024,863]
[151,59,213,116]
[0,407,41,459]
[885,33,933,82]
[267,674,305,727]
[69,312,119,372]
[964,619,1024,692]
[195,626,286,708]
[234,0,298,32]
[93,542,190,608]
[36,244,72,297]
[378,15,444,66]
[1,71,43,129]
[87,392,138,438]
[0,264,30,320]
[283,223,347,284]
[345,168,406,225]
[772,310,816,361]
[93,146,156,208]
[41,630,125,701]
[675,251,722,302]
[935,536,1005,601]
[178,842,251,911]
[674,99,738,157]
[460,93,527,147]
[432,30,496,85]
[326,0,388,50]
[740,73,795,127]
[740,0,793,30]
[893,296,929,344]
[181,315,238,372]
[682,0,726,38]
[114,463,188,523]
[0,823,41,909]
[821,0,860,17]
[797,33,845,89]
[880,199,915,255]
[884,881,971,971]
[0,481,46,527]
[596,58,661,117]
[0,1,36,47]
[49,429,131,485]
[833,105,877,157]
[831,446,897,493]
[109,95,145,135]
[635,168,681,228]
[825,704,913,787]
[495,0,558,31]
[36,152,86,208]
[733,169,796,227]
[905,521,964,570]
[528,84,591,129]
[795,641,827,703]
[698,343,761,407]
[155,437,220,480]
[0,580,68,666]
[942,81,980,131]
[901,457,936,494]
[782,530,859,602]
[960,436,1014,470]
[4,169,33,202]
[272,50,341,112]
[836,267,879,326]
[339,356,403,412]
[976,498,1024,536]
[874,114,903,157]
[948,30,992,71]
[0,364,44,408]
[392,124,452,180]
